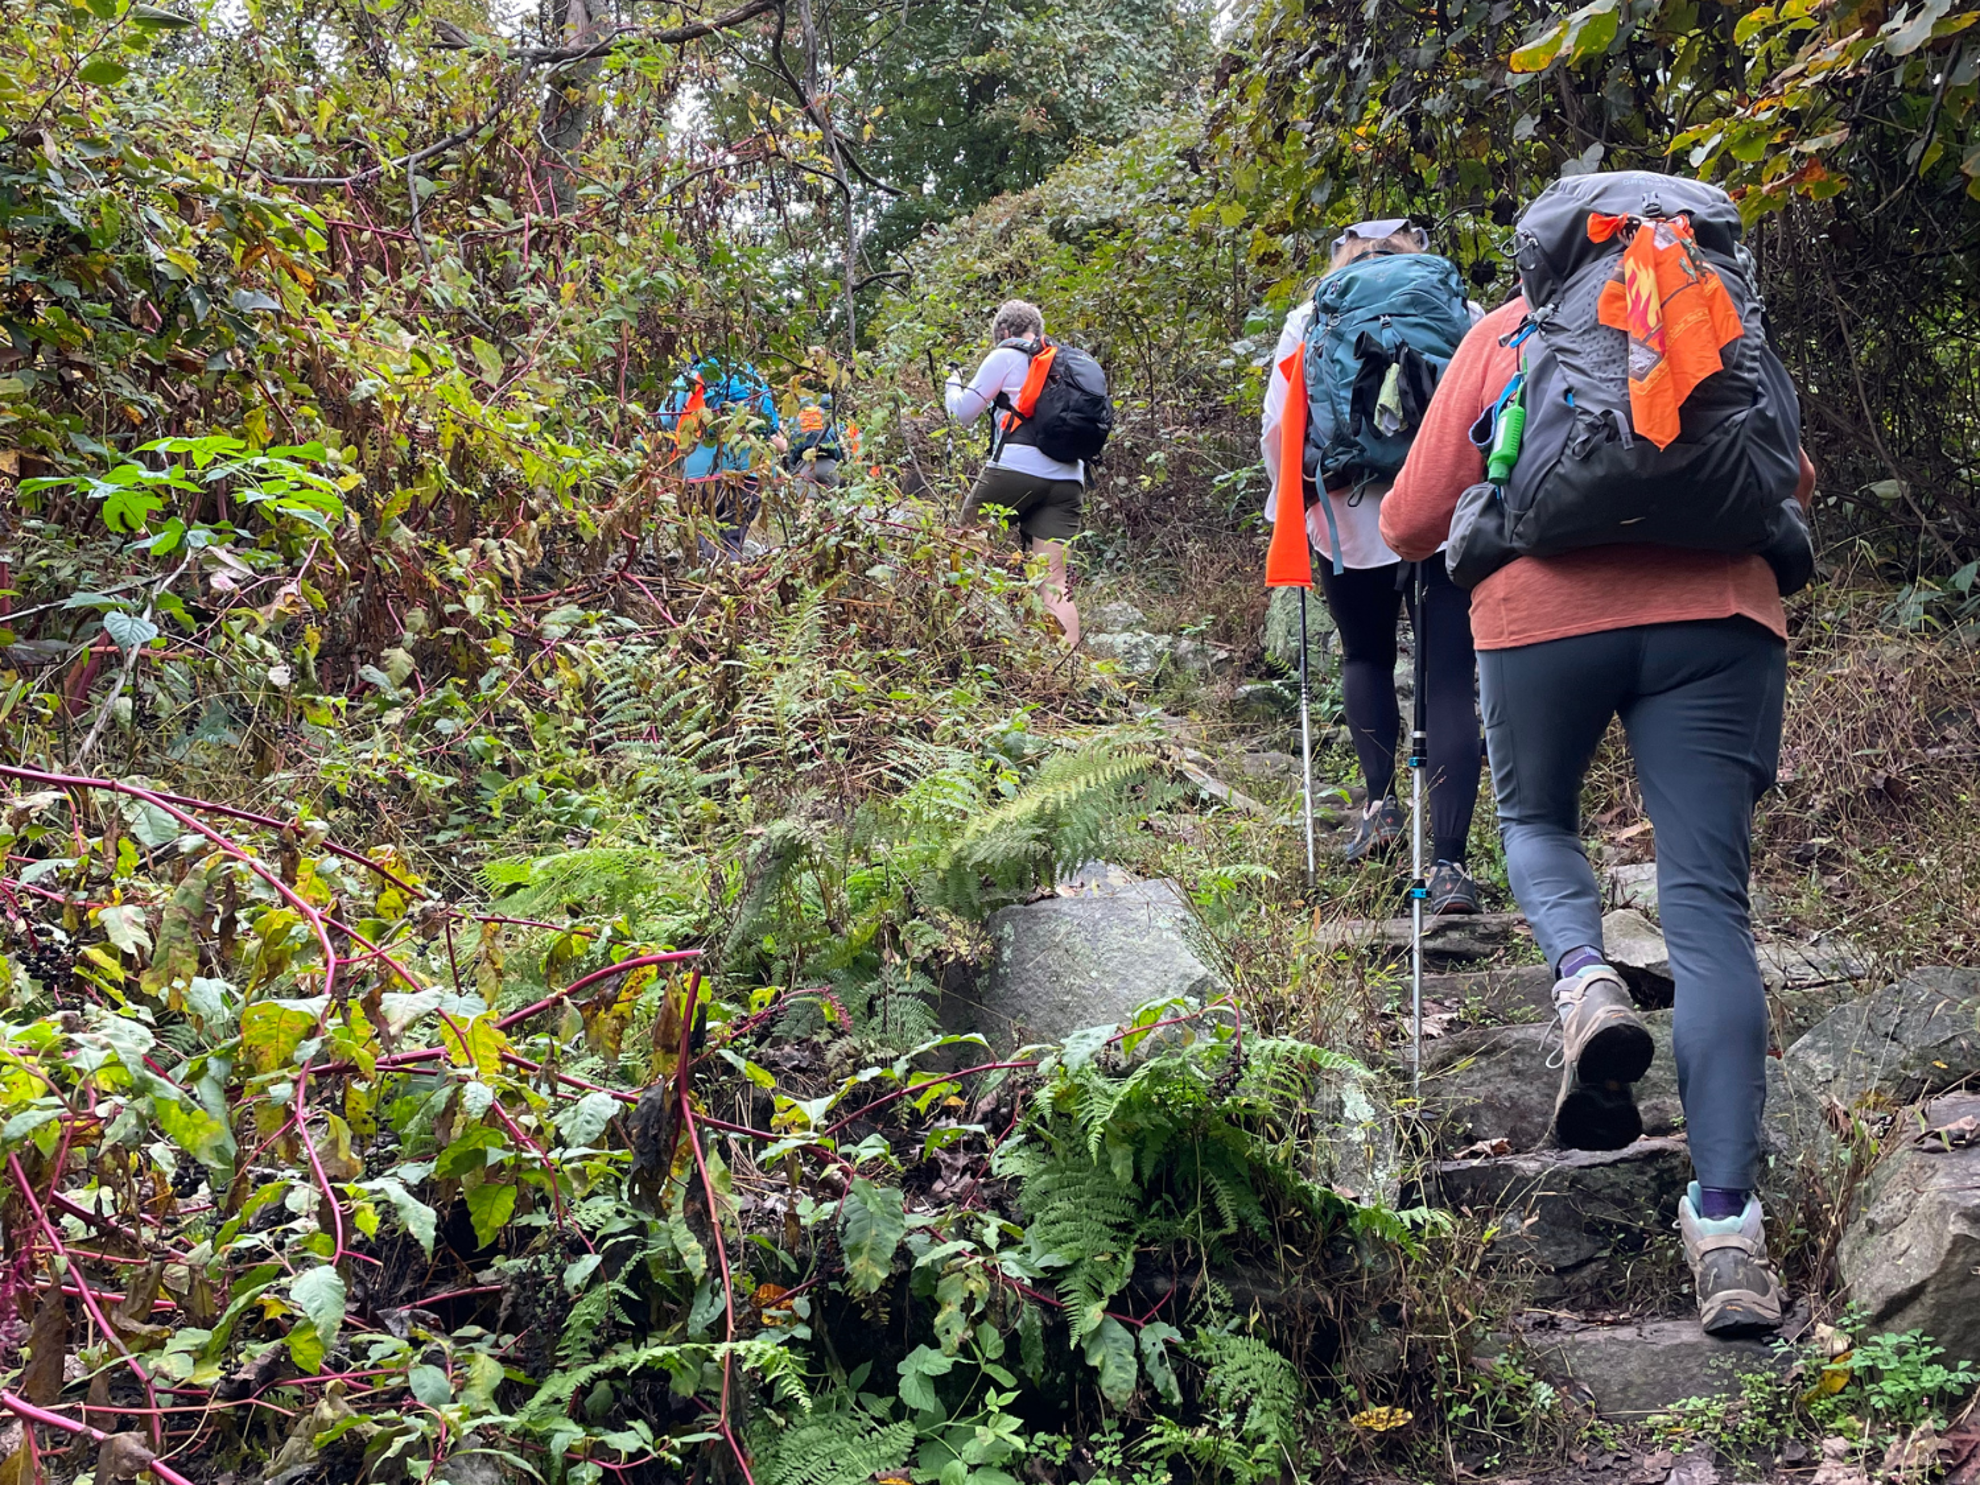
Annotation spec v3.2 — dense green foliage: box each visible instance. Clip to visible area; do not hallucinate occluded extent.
[3,0,1979,1479]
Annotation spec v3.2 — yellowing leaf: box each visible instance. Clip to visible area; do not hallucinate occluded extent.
[465,1181,517,1247]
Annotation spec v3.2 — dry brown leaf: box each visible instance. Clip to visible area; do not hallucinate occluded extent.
[22,1286,70,1405]
[1807,1436,1871,1485]
[1919,1114,1979,1151]
[1450,1138,1514,1160]
[95,1431,154,1482]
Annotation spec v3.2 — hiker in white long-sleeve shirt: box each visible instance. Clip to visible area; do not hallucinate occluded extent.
[945,299,1084,647]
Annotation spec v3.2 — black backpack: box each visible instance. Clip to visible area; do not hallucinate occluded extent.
[1446,171,1813,594]
[996,338,1114,465]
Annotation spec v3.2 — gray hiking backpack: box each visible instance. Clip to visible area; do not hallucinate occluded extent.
[1446,171,1814,594]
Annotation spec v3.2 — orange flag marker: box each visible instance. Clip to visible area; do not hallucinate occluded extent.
[1266,344,1314,588]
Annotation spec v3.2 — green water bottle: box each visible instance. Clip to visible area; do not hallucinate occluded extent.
[1485,387,1525,484]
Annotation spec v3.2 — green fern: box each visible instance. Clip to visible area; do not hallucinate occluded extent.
[755,1413,914,1485]
[1012,1154,1142,1340]
[925,741,1158,914]
[1190,1329,1301,1448]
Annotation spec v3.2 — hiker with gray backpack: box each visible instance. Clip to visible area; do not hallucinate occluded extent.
[1260,219,1488,913]
[1381,171,1817,1337]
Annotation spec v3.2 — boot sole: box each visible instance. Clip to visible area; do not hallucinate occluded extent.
[1700,1296,1785,1337]
[1554,1080,1643,1151]
[1574,1018,1655,1087]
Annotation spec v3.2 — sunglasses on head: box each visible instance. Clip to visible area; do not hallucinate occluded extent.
[1332,217,1430,254]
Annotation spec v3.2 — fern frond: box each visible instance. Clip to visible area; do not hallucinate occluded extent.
[756,1414,913,1485]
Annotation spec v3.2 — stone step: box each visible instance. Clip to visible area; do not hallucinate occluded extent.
[1421,1014,1682,1155]
[1485,1304,1812,1421]
[1418,964,1556,1025]
[1309,911,1531,966]
[1432,1138,1692,1308]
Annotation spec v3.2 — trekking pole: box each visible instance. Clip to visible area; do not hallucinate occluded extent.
[1408,560,1430,1099]
[1297,587,1317,893]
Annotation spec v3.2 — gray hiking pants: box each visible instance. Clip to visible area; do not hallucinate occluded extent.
[1477,618,1787,1191]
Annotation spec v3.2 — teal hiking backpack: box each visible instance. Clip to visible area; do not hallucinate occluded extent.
[1300,253,1473,491]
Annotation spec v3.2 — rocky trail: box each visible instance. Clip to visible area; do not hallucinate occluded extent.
[927,573,1980,1476]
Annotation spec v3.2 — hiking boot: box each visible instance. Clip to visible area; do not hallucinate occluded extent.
[1342,797,1405,863]
[1549,965,1655,1151]
[1680,1183,1785,1336]
[1425,860,1481,915]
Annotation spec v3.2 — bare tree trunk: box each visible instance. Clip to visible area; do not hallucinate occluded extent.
[535,0,604,216]
[796,0,859,355]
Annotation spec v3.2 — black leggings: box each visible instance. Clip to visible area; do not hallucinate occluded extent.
[1317,560,1481,864]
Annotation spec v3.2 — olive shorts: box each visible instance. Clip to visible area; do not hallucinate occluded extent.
[962,464,1084,544]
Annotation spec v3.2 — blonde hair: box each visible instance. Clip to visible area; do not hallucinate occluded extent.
[1329,229,1427,271]
[991,298,1045,344]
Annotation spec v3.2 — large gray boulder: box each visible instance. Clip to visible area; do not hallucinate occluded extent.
[1263,585,1336,672]
[1311,1072,1402,1209]
[1433,1139,1692,1306]
[1423,1013,1682,1153]
[1085,630,1174,676]
[965,865,1219,1051]
[1836,1092,1980,1367]
[1767,967,1980,1155]
[1506,1312,1804,1420]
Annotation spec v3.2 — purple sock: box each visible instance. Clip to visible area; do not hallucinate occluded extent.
[1699,1187,1749,1221]
[1557,945,1606,979]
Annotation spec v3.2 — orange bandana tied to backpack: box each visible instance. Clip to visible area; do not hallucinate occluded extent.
[1588,211,1745,450]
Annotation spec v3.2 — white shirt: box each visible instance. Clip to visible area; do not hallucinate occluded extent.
[1260,296,1483,570]
[946,346,1084,484]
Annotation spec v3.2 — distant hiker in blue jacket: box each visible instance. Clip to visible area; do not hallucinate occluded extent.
[655,360,784,557]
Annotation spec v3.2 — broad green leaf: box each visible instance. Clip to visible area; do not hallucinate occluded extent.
[103,610,159,650]
[465,1181,517,1247]
[896,1344,954,1413]
[122,799,182,849]
[130,5,198,26]
[151,1088,236,1172]
[240,999,323,1073]
[408,1363,453,1407]
[286,1318,324,1372]
[1508,19,1569,71]
[460,1352,504,1414]
[840,1177,906,1296]
[142,867,208,999]
[1081,1316,1138,1406]
[469,337,506,384]
[554,1089,619,1149]
[97,903,152,956]
[1138,1320,1183,1406]
[367,1177,438,1256]
[78,58,129,85]
[1885,0,1951,54]
[290,1266,346,1358]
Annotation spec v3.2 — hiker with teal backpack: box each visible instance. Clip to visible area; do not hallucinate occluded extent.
[1260,219,1488,913]
[1381,171,1818,1337]
[655,358,784,557]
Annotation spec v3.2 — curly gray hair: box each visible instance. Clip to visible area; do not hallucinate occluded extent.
[990,298,1045,344]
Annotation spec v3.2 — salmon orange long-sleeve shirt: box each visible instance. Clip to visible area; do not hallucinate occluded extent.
[1379,298,1817,651]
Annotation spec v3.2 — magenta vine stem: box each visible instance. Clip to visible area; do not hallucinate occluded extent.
[0,763,426,902]
[494,950,702,1032]
[0,768,352,1266]
[673,970,758,1485]
[0,1390,198,1485]
[7,1152,166,1450]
